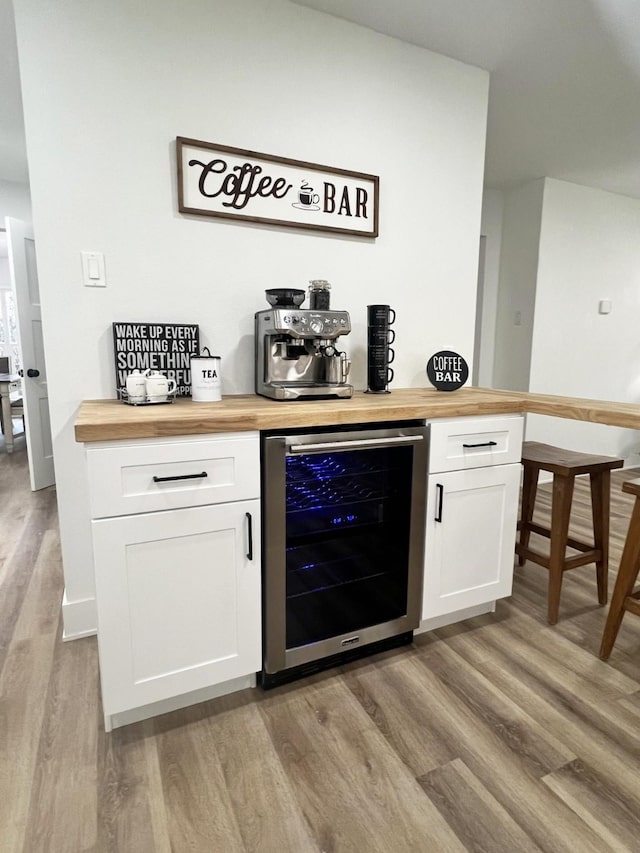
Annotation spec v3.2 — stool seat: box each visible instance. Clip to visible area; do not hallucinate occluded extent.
[516,441,623,624]
[519,442,625,476]
[600,478,640,659]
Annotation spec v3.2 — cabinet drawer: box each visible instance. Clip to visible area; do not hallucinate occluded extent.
[428,415,523,473]
[87,432,259,518]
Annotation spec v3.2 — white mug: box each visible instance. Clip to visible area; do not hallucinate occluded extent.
[190,349,222,402]
[144,370,177,402]
[125,370,146,403]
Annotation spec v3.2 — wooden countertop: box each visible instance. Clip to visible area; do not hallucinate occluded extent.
[74,386,640,443]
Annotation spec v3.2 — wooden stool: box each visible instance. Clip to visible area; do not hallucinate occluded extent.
[600,478,640,659]
[516,441,623,624]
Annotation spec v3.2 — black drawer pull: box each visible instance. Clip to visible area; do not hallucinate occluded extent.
[152,471,208,483]
[462,440,498,449]
[435,483,444,523]
[246,512,253,560]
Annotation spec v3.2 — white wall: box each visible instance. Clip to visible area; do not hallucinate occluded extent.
[0,178,31,287]
[13,0,489,636]
[0,179,31,227]
[0,181,31,366]
[526,178,640,460]
[493,178,544,390]
[477,188,504,387]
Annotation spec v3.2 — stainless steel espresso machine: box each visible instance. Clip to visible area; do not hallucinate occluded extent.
[255,287,353,400]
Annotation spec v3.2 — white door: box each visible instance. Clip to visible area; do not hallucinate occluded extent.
[92,500,261,718]
[5,218,55,490]
[423,463,520,619]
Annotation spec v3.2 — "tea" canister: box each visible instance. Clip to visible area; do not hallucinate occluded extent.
[190,347,222,402]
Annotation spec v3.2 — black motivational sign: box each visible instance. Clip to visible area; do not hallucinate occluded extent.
[426,351,469,392]
[112,322,200,396]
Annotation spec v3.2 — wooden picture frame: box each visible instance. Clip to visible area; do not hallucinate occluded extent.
[177,137,379,238]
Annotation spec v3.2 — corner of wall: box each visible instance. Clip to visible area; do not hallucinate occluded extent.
[61,589,97,640]
[492,178,546,391]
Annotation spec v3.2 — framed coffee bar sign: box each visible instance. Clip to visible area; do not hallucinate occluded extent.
[177,136,379,238]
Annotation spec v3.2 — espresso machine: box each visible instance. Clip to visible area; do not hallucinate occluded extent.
[255,287,353,400]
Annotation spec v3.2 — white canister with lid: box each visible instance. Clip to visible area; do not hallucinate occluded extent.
[190,347,222,402]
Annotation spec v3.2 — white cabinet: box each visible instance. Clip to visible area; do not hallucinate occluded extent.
[422,415,523,622]
[86,432,261,730]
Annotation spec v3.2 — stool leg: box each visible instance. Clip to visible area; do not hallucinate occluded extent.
[518,464,538,566]
[600,496,640,659]
[590,470,610,606]
[548,474,574,625]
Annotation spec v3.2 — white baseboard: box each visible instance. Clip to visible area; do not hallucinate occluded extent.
[105,674,256,731]
[415,600,496,635]
[61,590,97,640]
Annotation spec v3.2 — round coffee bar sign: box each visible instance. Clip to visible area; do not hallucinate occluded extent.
[426,350,469,392]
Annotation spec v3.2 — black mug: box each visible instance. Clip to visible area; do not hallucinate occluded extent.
[367,340,395,392]
[368,361,394,392]
[368,326,396,347]
[368,345,395,365]
[367,304,396,328]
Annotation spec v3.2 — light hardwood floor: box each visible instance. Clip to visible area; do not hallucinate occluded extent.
[2,448,640,852]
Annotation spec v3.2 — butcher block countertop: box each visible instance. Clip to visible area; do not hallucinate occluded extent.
[74,387,640,443]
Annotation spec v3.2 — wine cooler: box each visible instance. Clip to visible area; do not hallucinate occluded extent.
[261,422,429,687]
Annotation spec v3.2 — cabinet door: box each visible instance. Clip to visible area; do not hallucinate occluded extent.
[422,464,520,619]
[92,500,260,716]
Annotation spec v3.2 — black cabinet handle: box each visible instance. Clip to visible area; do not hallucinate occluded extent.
[435,483,444,523]
[462,440,497,448]
[152,471,208,483]
[246,512,253,560]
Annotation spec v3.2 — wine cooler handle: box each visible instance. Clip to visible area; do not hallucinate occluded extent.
[289,435,423,454]
[246,512,253,560]
[435,483,444,523]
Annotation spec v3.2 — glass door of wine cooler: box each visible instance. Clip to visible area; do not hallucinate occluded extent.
[262,424,428,680]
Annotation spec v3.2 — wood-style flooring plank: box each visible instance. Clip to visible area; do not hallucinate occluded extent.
[0,635,59,853]
[141,719,173,853]
[21,636,100,853]
[543,758,640,852]
[259,674,467,852]
[12,528,62,642]
[0,488,57,675]
[344,651,606,853]
[449,628,640,814]
[418,758,544,853]
[152,703,247,853]
[414,640,576,776]
[97,718,160,853]
[0,453,62,853]
[205,694,320,853]
[341,651,455,777]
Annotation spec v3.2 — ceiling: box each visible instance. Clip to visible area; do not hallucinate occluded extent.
[1,0,640,199]
[292,0,640,198]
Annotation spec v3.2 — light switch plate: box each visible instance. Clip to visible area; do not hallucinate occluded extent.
[81,251,106,287]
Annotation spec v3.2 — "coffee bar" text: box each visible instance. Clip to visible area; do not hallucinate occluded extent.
[189,158,369,219]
